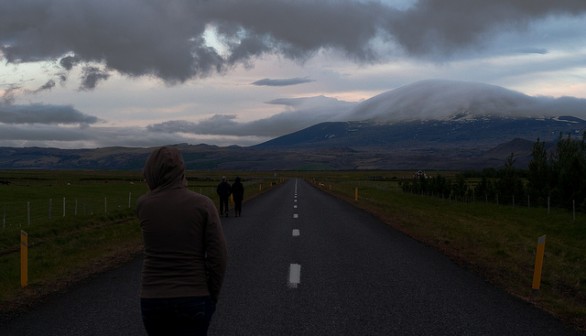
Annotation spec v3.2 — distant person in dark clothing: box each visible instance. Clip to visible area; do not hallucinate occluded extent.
[136,146,227,336]
[231,177,244,217]
[216,177,231,217]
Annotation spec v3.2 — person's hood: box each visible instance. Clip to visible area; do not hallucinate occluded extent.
[143,147,186,191]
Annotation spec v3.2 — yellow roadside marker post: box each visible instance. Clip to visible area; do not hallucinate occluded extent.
[355,187,359,201]
[21,230,28,288]
[532,235,546,294]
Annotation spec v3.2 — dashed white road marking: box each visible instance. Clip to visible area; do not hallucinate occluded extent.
[294,205,298,209]
[292,229,300,237]
[293,213,299,219]
[288,264,301,288]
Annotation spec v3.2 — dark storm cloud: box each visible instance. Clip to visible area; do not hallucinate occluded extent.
[59,56,80,71]
[1,0,585,85]
[209,0,387,63]
[80,66,110,90]
[385,0,586,57]
[32,79,56,93]
[0,103,100,125]
[252,77,314,87]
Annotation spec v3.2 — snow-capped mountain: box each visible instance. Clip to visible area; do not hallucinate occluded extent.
[347,79,586,122]
[253,80,586,169]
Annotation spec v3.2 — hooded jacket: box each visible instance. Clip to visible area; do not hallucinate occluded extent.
[137,147,227,300]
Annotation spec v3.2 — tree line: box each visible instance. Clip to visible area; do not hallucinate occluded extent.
[400,132,586,211]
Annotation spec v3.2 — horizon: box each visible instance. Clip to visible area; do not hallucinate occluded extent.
[1,1,586,149]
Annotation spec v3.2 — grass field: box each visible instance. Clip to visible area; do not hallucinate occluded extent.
[0,170,280,312]
[1,169,584,331]
[306,170,586,331]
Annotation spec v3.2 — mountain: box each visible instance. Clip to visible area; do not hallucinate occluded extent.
[255,117,584,150]
[1,79,585,170]
[252,80,586,169]
[252,117,584,169]
[346,79,586,122]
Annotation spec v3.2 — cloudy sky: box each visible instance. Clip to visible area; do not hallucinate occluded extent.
[1,0,585,148]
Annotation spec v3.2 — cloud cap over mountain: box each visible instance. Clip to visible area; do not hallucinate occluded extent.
[349,79,586,122]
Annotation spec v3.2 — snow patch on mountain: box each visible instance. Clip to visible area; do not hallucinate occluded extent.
[349,79,586,123]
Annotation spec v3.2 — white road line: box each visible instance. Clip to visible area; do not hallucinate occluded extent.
[292,229,300,237]
[288,263,301,288]
[293,213,299,219]
[294,205,298,209]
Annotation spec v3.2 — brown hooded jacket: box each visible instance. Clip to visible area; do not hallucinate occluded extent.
[137,147,227,301]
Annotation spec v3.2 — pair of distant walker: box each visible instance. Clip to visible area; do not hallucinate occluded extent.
[216,176,244,217]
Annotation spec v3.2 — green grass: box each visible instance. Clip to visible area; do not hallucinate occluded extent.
[0,170,280,312]
[5,169,583,330]
[307,171,586,331]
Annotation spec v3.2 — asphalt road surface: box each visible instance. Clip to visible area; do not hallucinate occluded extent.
[0,179,583,335]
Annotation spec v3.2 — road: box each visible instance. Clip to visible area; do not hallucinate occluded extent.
[0,179,582,335]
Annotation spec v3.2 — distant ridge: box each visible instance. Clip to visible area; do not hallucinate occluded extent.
[254,117,585,150]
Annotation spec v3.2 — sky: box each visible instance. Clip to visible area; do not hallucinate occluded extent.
[1,0,586,149]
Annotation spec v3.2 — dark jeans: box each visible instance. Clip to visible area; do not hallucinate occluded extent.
[234,200,242,216]
[141,296,216,336]
[219,197,229,215]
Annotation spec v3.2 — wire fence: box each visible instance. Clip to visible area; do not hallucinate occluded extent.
[1,191,137,231]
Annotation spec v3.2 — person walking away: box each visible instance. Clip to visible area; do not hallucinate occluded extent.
[136,147,227,336]
[216,177,231,217]
[231,176,244,217]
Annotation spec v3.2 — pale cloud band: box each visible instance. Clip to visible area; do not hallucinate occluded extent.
[148,96,357,137]
[252,77,314,87]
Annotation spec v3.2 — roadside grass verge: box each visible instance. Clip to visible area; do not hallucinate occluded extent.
[0,212,143,313]
[0,170,280,314]
[308,171,586,331]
